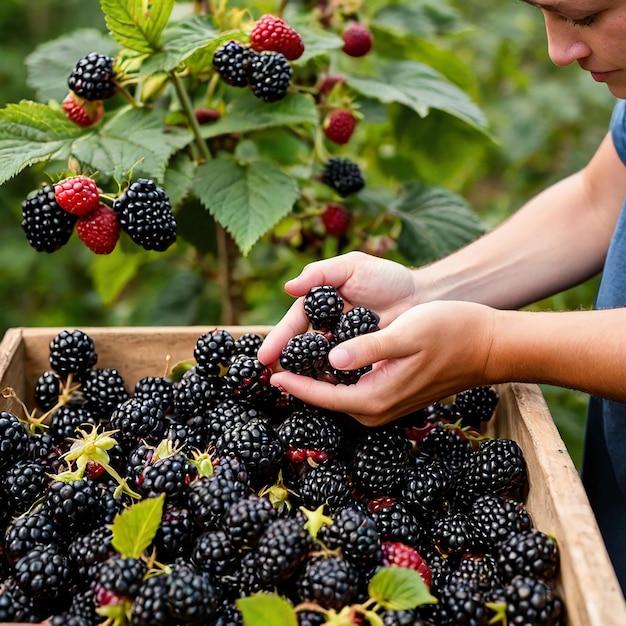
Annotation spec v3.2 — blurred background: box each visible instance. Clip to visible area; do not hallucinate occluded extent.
[0,0,616,468]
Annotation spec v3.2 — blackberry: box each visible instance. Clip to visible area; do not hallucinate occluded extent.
[42,477,102,533]
[467,494,533,553]
[133,375,176,412]
[298,458,354,512]
[215,601,244,626]
[67,52,116,100]
[497,529,559,583]
[21,184,78,252]
[432,512,473,558]
[369,498,423,548]
[173,368,223,419]
[326,363,372,385]
[0,410,29,472]
[110,397,167,445]
[48,405,97,443]
[304,285,344,331]
[191,528,240,577]
[81,367,129,420]
[434,577,487,626]
[319,505,381,571]
[255,513,314,583]
[194,328,236,373]
[48,329,97,377]
[223,354,273,402]
[34,370,63,412]
[206,397,259,443]
[113,178,177,251]
[222,493,277,548]
[130,573,171,626]
[67,525,115,579]
[212,40,252,87]
[449,554,501,594]
[234,332,265,358]
[2,459,48,515]
[351,424,412,497]
[166,562,220,623]
[247,49,292,102]
[401,457,451,520]
[95,556,147,607]
[454,386,500,429]
[380,608,432,626]
[152,503,195,562]
[14,542,74,601]
[321,157,365,197]
[296,554,359,610]
[279,331,331,377]
[277,408,345,463]
[137,452,197,504]
[333,305,380,342]
[297,610,327,626]
[466,438,528,502]
[418,421,474,478]
[4,511,63,565]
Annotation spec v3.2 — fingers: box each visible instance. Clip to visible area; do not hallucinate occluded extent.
[257,297,309,366]
[283,252,363,297]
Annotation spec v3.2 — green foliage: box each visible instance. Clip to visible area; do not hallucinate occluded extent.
[110,494,165,559]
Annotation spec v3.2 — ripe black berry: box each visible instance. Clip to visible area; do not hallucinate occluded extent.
[68,52,117,101]
[213,40,252,87]
[247,49,292,102]
[322,158,365,197]
[304,285,345,331]
[280,331,330,377]
[48,329,98,377]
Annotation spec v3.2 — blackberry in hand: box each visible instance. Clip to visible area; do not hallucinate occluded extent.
[212,40,252,87]
[223,354,273,402]
[280,331,331,377]
[322,157,365,197]
[247,49,293,102]
[68,52,117,101]
[333,306,380,342]
[22,184,77,252]
[113,178,177,251]
[304,285,344,331]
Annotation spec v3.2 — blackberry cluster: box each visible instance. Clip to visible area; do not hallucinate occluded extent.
[21,184,78,252]
[322,157,365,197]
[67,52,117,101]
[212,40,292,102]
[0,327,563,625]
[113,178,177,251]
[280,285,380,384]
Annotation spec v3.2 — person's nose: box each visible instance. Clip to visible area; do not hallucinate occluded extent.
[543,13,592,66]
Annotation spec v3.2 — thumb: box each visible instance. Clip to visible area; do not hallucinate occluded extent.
[328,328,398,371]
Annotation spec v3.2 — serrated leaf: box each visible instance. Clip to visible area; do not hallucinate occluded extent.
[110,494,165,559]
[0,101,83,184]
[200,92,318,139]
[235,593,298,626]
[26,29,119,102]
[164,152,197,209]
[369,566,437,611]
[346,60,487,132]
[101,0,174,54]
[140,15,221,75]
[71,106,192,182]
[194,156,299,255]
[392,182,486,265]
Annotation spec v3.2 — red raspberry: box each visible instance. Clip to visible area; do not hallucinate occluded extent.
[323,109,357,145]
[250,14,305,61]
[341,21,373,58]
[76,204,121,254]
[321,203,351,237]
[54,176,100,216]
[62,92,104,128]
[381,541,432,588]
[319,74,345,97]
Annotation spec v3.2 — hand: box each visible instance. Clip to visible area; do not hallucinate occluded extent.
[265,300,497,426]
[257,251,421,368]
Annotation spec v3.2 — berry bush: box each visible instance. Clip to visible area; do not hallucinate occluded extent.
[0,0,491,324]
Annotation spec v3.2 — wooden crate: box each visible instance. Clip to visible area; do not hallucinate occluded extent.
[1,326,625,626]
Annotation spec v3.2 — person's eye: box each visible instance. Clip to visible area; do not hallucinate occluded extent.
[560,14,596,27]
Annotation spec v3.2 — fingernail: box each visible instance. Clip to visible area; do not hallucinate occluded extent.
[330,346,352,369]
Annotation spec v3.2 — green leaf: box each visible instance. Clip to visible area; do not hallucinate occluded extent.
[392,182,486,265]
[110,494,165,559]
[26,29,119,102]
[100,0,174,53]
[235,593,298,626]
[200,91,318,139]
[194,156,299,255]
[0,101,82,184]
[87,243,145,305]
[346,60,488,132]
[140,15,221,75]
[164,152,197,210]
[369,566,437,611]
[71,106,192,182]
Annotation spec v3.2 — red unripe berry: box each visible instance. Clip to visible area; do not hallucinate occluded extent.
[342,21,373,57]
[321,203,351,237]
[55,176,100,216]
[62,92,104,127]
[250,14,305,61]
[381,541,433,587]
[194,107,221,124]
[76,204,121,254]
[323,109,357,145]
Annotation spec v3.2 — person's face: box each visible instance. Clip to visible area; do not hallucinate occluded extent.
[521,0,626,97]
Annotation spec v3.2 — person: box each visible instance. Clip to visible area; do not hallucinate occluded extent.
[258,0,626,594]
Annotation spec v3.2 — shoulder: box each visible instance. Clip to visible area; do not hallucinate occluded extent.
[610,99,626,164]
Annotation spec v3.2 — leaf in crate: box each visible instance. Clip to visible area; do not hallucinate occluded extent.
[199,91,319,139]
[71,106,191,182]
[26,28,119,102]
[0,101,82,184]
[101,0,175,54]
[368,566,437,611]
[194,156,299,256]
[110,493,166,559]
[346,59,488,133]
[235,593,298,626]
[392,182,486,266]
